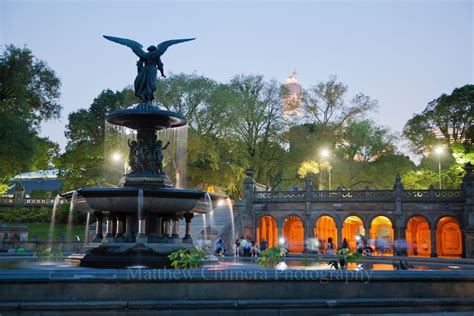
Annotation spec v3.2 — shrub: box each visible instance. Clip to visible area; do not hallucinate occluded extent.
[258,247,285,268]
[168,247,207,269]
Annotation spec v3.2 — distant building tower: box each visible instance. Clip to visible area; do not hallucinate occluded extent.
[283,70,302,116]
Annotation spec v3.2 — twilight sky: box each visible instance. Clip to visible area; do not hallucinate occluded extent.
[1,0,473,152]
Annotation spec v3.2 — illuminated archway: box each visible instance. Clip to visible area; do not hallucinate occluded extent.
[256,216,278,249]
[370,216,394,255]
[314,215,338,250]
[342,216,365,251]
[406,216,431,256]
[283,215,304,254]
[436,216,462,257]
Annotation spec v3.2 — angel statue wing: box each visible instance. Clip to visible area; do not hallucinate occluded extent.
[155,38,196,56]
[103,35,146,59]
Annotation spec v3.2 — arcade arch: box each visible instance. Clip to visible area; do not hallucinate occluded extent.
[283,215,304,254]
[370,216,394,254]
[342,216,365,251]
[314,215,338,251]
[436,216,462,257]
[256,216,278,249]
[406,216,431,256]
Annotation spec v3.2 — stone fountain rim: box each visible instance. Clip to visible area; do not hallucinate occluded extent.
[105,102,187,130]
[60,187,227,201]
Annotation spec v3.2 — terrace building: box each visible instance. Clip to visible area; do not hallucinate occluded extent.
[233,163,474,258]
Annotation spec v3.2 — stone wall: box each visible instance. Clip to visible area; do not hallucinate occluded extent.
[0,269,473,314]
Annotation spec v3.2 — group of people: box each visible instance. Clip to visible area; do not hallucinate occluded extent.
[233,237,266,257]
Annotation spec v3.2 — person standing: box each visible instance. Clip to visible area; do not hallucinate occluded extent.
[234,238,241,257]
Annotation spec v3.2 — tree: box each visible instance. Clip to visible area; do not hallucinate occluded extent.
[31,137,60,171]
[59,89,134,190]
[0,45,61,185]
[0,45,61,126]
[404,84,474,154]
[227,74,287,184]
[155,73,234,138]
[302,76,377,134]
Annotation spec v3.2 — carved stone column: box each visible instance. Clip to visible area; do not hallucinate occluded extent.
[172,215,181,240]
[115,215,125,242]
[136,216,147,244]
[93,212,103,243]
[105,214,114,243]
[161,217,171,241]
[183,213,194,243]
[124,215,131,241]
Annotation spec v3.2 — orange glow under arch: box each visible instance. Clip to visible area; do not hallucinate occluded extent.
[283,215,304,254]
[256,216,278,249]
[436,216,462,257]
[406,216,431,256]
[314,215,338,250]
[342,216,365,251]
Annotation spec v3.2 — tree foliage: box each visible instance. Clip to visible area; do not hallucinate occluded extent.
[404,84,474,154]
[58,89,133,190]
[0,45,61,184]
[302,76,377,133]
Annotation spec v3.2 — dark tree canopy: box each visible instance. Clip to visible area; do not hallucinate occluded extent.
[0,45,62,186]
[404,84,474,153]
[0,45,61,126]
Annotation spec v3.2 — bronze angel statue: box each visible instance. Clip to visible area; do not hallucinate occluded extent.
[103,35,195,102]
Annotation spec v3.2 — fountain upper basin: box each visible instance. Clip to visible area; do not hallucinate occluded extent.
[105,102,187,130]
[61,187,214,215]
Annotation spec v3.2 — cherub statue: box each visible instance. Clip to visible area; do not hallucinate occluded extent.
[154,140,170,175]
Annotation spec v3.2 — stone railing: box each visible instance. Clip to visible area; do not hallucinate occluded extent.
[0,197,14,206]
[0,196,66,208]
[402,189,464,202]
[253,188,464,203]
[254,191,306,202]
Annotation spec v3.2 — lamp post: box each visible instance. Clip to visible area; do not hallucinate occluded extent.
[112,152,127,174]
[434,146,443,189]
[320,149,332,190]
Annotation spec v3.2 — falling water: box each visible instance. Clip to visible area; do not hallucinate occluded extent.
[103,122,136,186]
[157,125,188,188]
[202,214,207,244]
[204,192,215,232]
[226,198,235,243]
[105,122,188,188]
[48,195,61,246]
[137,188,144,233]
[66,190,78,242]
[84,212,90,244]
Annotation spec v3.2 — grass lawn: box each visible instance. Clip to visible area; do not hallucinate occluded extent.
[26,223,86,241]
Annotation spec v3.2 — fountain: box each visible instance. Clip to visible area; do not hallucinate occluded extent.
[61,35,221,267]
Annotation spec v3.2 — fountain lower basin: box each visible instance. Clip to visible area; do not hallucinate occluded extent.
[62,187,210,215]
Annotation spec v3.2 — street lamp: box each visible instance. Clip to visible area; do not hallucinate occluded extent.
[434,146,443,189]
[112,152,121,161]
[111,152,127,174]
[320,149,332,190]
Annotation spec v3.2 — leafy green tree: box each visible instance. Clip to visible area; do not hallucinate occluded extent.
[227,74,287,185]
[0,45,61,186]
[58,89,134,190]
[302,76,377,134]
[404,84,473,154]
[155,73,234,137]
[31,137,60,171]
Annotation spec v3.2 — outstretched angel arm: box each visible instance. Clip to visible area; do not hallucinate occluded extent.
[154,38,196,57]
[103,35,146,59]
